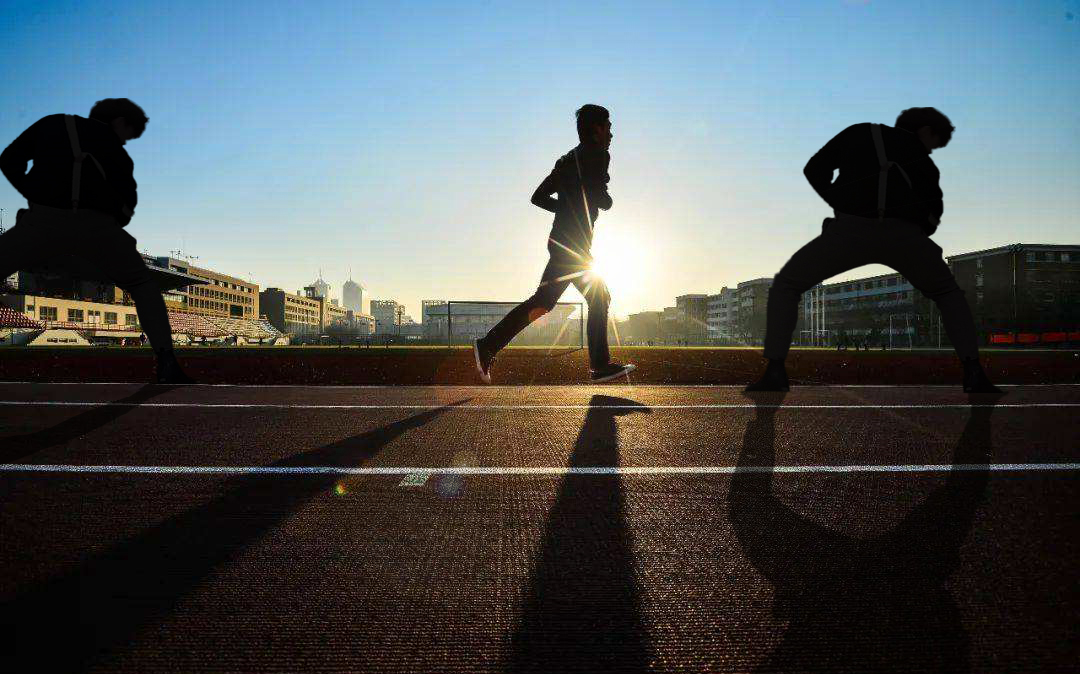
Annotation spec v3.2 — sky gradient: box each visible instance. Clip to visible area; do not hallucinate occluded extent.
[2,0,1078,319]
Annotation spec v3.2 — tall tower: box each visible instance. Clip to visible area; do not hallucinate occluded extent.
[308,270,331,302]
[343,270,365,314]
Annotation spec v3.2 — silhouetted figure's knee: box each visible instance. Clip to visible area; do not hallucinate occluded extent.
[770,271,812,306]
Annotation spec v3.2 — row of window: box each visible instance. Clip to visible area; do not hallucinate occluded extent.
[35,306,137,325]
[193,276,255,293]
[1026,251,1073,263]
[191,286,254,305]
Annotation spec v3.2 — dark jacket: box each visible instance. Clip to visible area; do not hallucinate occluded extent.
[803,123,943,234]
[532,143,612,254]
[0,114,137,225]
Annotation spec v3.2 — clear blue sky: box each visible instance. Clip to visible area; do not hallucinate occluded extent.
[2,0,1078,319]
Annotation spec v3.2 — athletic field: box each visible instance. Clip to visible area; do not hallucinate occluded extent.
[1,351,1078,671]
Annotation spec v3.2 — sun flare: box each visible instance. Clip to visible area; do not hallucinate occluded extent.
[587,225,647,300]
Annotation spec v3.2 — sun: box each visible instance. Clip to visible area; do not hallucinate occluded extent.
[586,225,646,299]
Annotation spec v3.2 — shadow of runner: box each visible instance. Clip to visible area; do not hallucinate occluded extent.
[0,384,177,463]
[729,392,998,672]
[2,399,470,672]
[508,395,652,673]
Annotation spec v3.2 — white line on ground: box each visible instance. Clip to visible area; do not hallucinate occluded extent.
[1,463,1078,475]
[0,401,1073,410]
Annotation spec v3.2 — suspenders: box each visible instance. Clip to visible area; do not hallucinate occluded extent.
[64,115,107,212]
[870,123,912,221]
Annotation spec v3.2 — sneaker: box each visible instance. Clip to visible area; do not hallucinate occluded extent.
[745,360,790,392]
[155,350,196,385]
[962,358,1003,395]
[590,362,636,383]
[473,338,495,384]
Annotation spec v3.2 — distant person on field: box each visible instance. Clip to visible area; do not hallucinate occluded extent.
[747,107,1000,393]
[0,98,193,384]
[473,105,635,384]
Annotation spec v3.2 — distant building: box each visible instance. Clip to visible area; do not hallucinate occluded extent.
[624,310,662,343]
[948,244,1079,337]
[707,288,736,341]
[152,256,258,319]
[307,272,331,303]
[676,294,710,343]
[734,278,773,343]
[260,288,322,336]
[370,299,402,335]
[343,276,365,314]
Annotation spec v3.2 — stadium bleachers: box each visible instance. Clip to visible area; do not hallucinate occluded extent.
[0,307,43,329]
[166,312,282,340]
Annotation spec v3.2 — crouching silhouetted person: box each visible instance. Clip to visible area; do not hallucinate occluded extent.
[0,98,193,384]
[747,107,999,393]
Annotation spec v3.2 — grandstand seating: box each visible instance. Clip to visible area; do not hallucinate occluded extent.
[0,307,43,329]
[167,312,227,338]
[166,312,282,340]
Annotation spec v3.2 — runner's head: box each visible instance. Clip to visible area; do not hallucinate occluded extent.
[90,98,148,145]
[896,107,953,154]
[576,104,612,150]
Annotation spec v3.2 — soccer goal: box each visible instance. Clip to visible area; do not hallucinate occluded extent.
[423,301,584,349]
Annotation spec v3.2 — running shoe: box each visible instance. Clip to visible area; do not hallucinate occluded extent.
[474,338,495,384]
[590,362,636,383]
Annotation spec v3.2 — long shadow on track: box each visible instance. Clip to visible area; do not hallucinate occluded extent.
[0,384,177,463]
[729,392,998,672]
[2,399,470,672]
[507,394,653,673]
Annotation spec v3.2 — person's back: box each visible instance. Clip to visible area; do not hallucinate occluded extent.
[1,114,137,224]
[803,122,943,233]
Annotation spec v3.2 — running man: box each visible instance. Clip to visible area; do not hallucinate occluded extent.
[746,107,1000,393]
[473,105,635,384]
[0,98,194,384]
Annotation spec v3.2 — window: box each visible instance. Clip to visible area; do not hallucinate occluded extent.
[26,304,35,312]
[1027,252,1035,262]
[67,309,84,322]
[975,274,984,287]
[1062,252,1071,262]
[976,291,984,304]
[40,306,57,321]
[887,278,897,286]
[105,312,117,324]
[125,314,138,325]
[976,258,983,269]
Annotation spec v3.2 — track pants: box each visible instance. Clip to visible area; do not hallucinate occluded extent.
[483,241,610,369]
[0,203,174,352]
[763,214,978,361]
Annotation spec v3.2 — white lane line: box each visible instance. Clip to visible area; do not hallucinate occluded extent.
[1,463,1078,475]
[0,401,1074,410]
[0,382,1077,389]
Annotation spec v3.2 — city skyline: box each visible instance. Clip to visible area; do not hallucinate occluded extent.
[2,1,1078,320]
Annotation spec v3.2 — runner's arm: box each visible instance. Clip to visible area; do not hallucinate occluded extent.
[803,125,856,207]
[531,169,559,213]
[0,118,44,199]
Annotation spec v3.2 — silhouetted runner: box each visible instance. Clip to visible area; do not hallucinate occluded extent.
[473,105,634,384]
[747,107,999,393]
[0,98,193,384]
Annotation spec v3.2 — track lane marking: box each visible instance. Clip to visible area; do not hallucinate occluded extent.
[0,401,1073,410]
[1,463,1078,475]
[0,382,1077,388]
